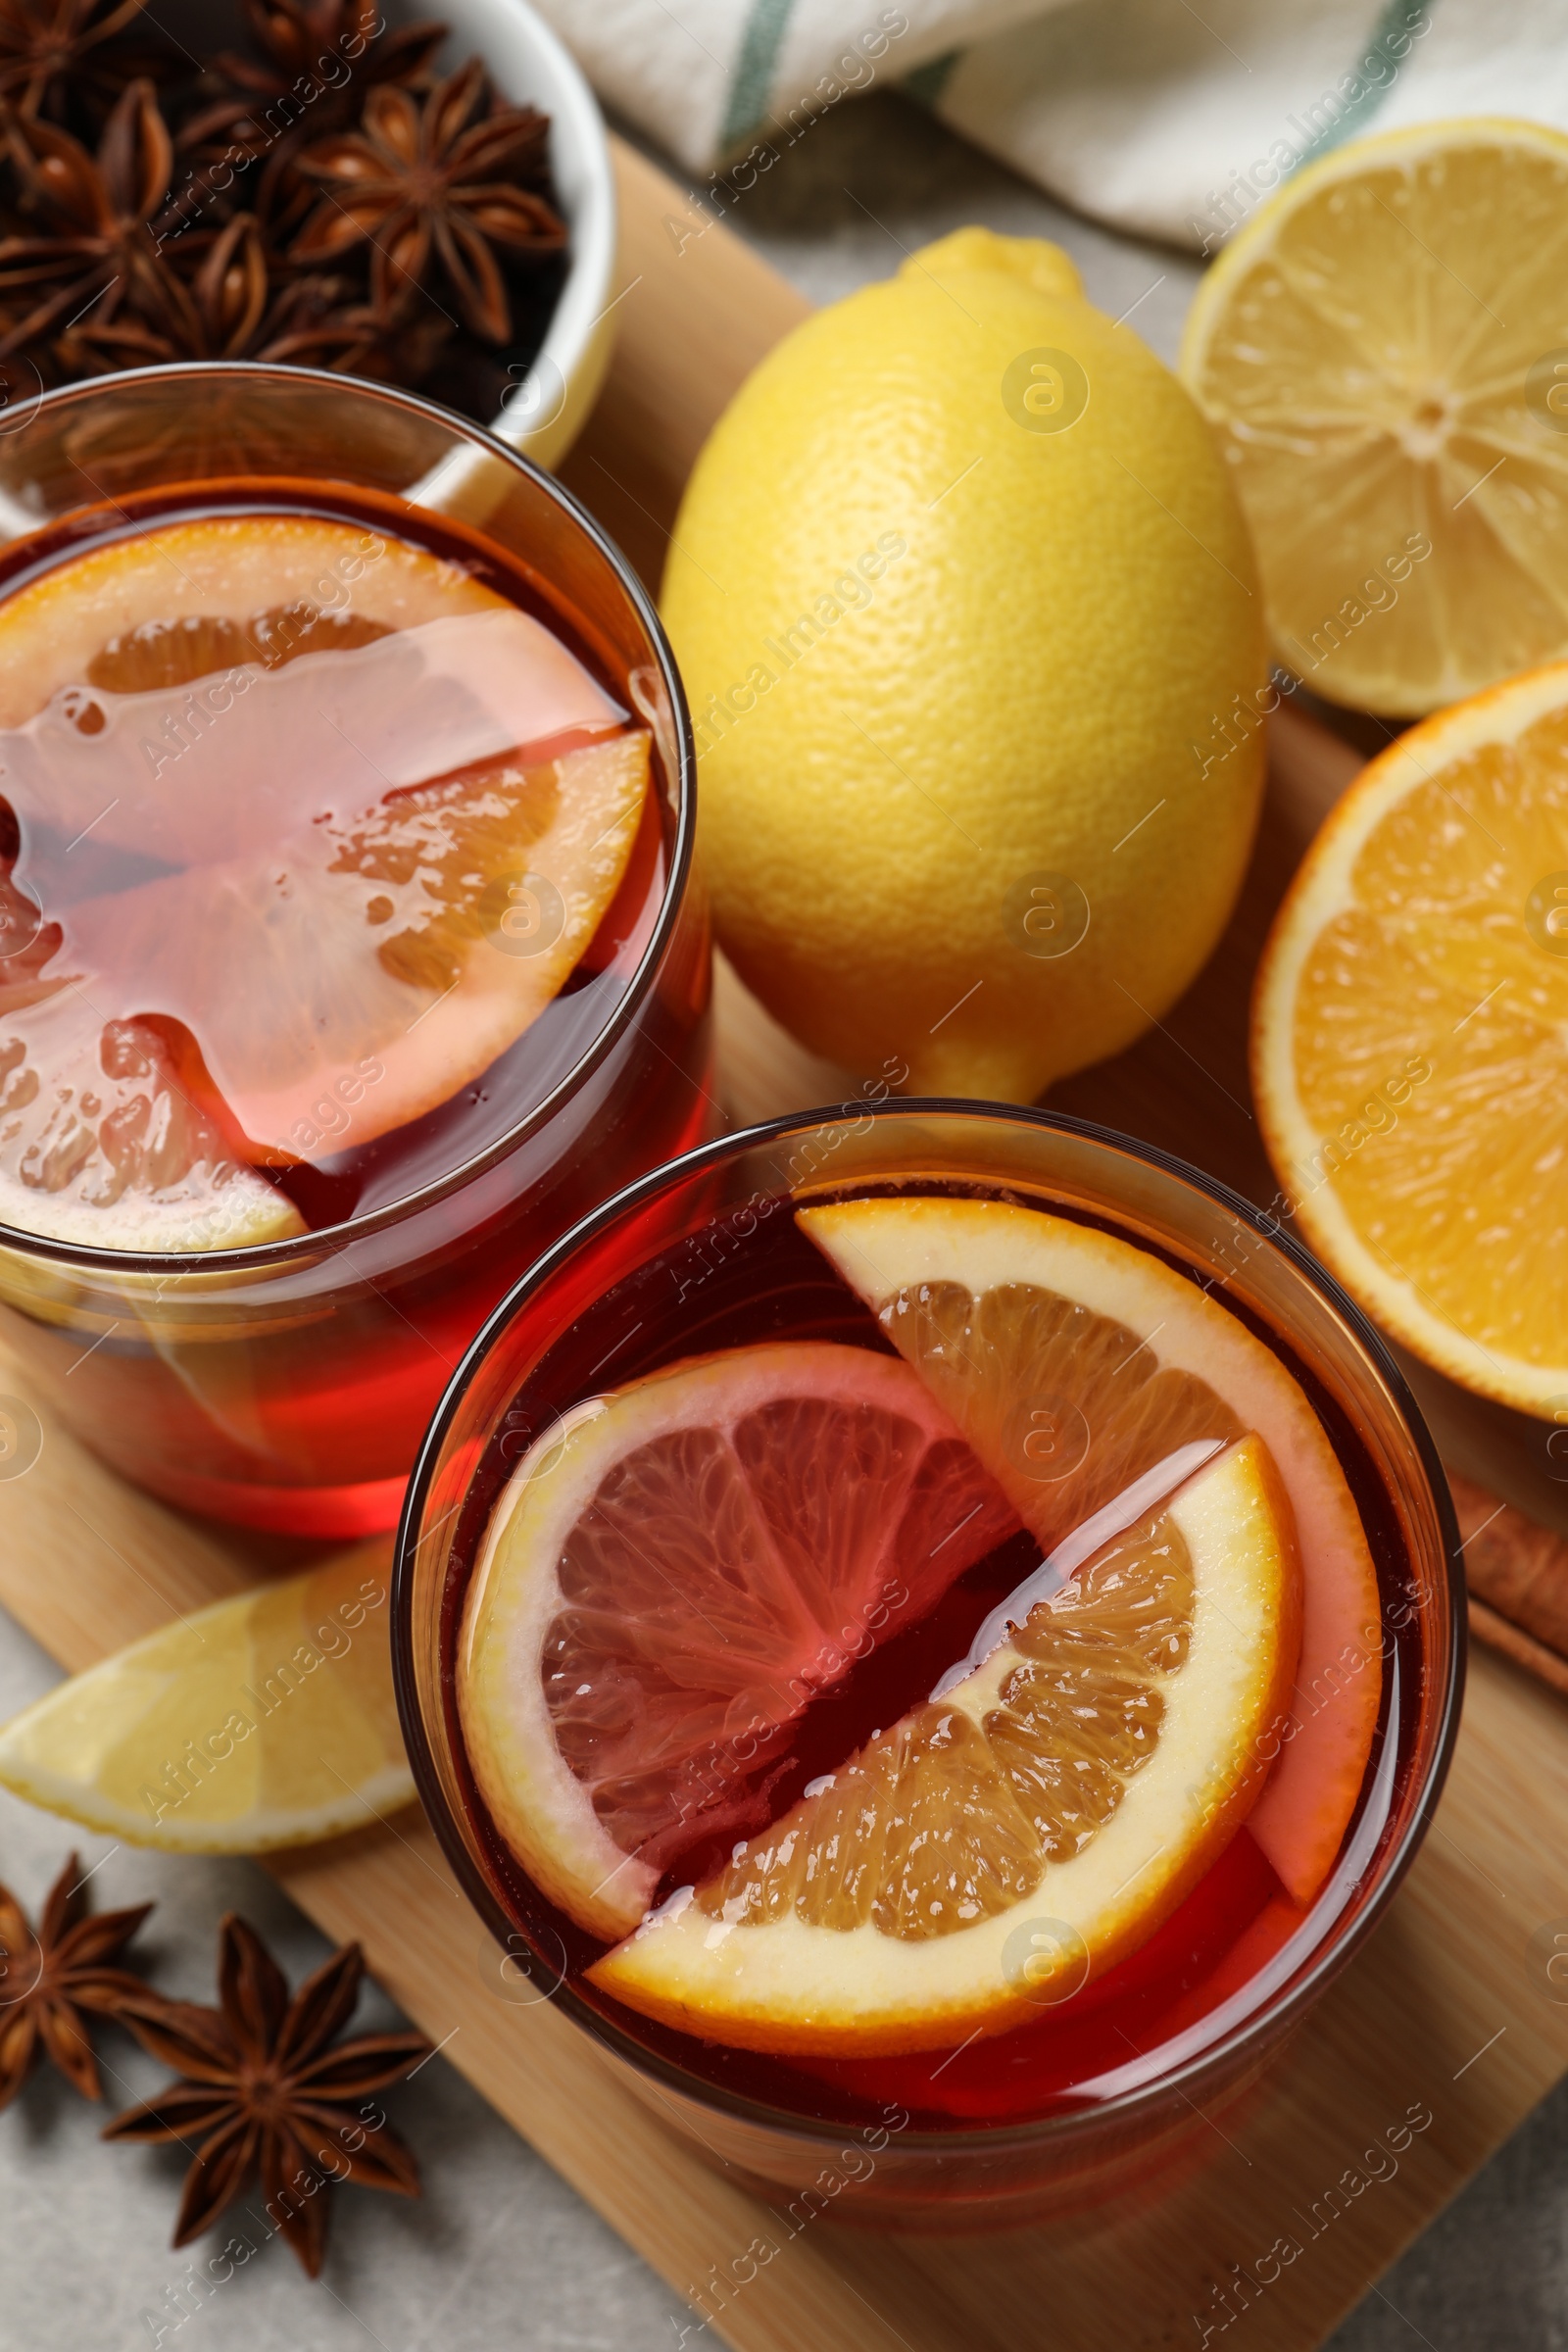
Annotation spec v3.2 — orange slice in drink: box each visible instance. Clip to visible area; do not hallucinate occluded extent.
[593,1434,1299,2055]
[801,1198,1381,1907]
[456,1343,1018,1940]
[0,516,648,1245]
[1252,662,1568,1415]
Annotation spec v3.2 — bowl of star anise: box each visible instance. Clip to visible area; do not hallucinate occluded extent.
[0,0,618,469]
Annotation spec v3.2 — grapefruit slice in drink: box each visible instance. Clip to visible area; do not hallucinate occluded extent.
[593,1433,1300,2055]
[457,1342,1019,1940]
[800,1197,1383,1907]
[0,515,649,1249]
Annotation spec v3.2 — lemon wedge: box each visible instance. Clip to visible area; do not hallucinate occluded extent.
[0,1553,413,1850]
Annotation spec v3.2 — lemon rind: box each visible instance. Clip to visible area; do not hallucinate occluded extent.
[0,1559,414,1854]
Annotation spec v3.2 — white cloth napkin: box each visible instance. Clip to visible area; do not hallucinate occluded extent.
[528,0,1568,250]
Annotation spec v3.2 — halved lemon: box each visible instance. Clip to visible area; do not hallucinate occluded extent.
[457,1343,1017,1941]
[1252,662,1568,1415]
[1181,120,1568,714]
[593,1435,1299,2055]
[801,1197,1381,1907]
[0,514,648,1248]
[0,1552,413,1850]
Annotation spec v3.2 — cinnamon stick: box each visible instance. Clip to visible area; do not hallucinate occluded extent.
[1467,1595,1568,1700]
[1449,1470,1568,1676]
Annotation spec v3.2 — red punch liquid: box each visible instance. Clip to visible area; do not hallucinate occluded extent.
[443,1192,1423,2132]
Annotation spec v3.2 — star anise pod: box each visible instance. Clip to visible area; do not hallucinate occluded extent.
[62,208,308,360]
[217,0,446,104]
[292,56,564,344]
[0,75,194,359]
[105,1914,430,2278]
[174,2,447,245]
[0,1851,153,2109]
[60,212,447,381]
[0,0,151,121]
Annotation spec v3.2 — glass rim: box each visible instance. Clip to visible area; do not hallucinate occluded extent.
[391,1095,1468,2157]
[0,360,698,1275]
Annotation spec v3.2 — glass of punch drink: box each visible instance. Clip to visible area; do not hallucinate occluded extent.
[395,1101,1462,2217]
[0,365,710,1533]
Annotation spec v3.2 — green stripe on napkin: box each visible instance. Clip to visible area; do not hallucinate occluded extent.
[722,0,798,143]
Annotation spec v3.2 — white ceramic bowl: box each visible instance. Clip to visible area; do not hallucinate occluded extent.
[157,0,618,471]
[388,0,617,469]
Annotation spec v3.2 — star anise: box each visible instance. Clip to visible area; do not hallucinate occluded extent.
[0,0,151,121]
[55,206,393,372]
[0,1850,153,2109]
[292,56,564,344]
[216,0,446,105]
[178,3,447,247]
[106,1914,430,2278]
[61,206,269,361]
[0,74,192,358]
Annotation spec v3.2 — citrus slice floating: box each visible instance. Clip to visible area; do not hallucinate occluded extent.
[457,1343,1018,1941]
[1181,119,1568,714]
[0,514,649,1244]
[71,727,650,1167]
[0,1003,306,1253]
[592,1435,1299,2055]
[0,1553,413,1851]
[800,1197,1381,1907]
[0,514,505,732]
[1252,662,1568,1415]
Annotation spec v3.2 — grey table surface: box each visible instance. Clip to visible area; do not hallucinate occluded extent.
[0,80,1560,2352]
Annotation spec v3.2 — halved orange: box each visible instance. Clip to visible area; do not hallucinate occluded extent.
[1252,662,1568,1415]
[593,1435,1300,2055]
[456,1343,1017,1939]
[0,516,647,1247]
[801,1198,1381,1907]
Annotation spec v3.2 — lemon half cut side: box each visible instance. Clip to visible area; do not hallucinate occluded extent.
[1182,119,1568,714]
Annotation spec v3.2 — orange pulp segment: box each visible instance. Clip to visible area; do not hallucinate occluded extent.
[800,1197,1382,1906]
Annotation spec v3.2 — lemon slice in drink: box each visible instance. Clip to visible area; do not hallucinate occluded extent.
[0,1554,413,1850]
[593,1435,1299,2055]
[801,1198,1381,1907]
[457,1343,1018,1941]
[1252,662,1568,1414]
[1180,120,1568,714]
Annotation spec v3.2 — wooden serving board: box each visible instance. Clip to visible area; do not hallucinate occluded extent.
[2,137,1567,2351]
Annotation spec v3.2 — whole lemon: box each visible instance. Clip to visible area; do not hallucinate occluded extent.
[662,228,1267,1100]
